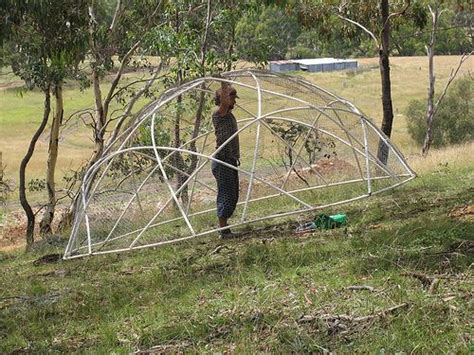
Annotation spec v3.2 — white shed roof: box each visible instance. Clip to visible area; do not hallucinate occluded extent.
[293,58,356,65]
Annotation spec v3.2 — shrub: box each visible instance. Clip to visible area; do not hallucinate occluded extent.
[406,76,473,147]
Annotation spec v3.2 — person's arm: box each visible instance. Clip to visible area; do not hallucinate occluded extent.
[214,116,231,160]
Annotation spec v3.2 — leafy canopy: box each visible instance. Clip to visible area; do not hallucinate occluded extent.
[0,0,89,89]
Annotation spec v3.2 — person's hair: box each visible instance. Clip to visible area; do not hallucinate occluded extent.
[214,85,237,106]
[214,90,221,106]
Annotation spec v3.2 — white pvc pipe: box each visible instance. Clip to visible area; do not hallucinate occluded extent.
[66,174,417,259]
[361,117,372,195]
[72,173,412,253]
[65,71,416,258]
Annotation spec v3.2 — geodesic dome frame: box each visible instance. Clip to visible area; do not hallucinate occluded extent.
[64,69,415,259]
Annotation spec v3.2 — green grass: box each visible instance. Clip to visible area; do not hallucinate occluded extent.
[1,56,473,352]
[1,161,472,352]
[0,72,155,194]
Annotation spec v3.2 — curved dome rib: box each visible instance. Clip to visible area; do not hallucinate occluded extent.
[64,69,415,259]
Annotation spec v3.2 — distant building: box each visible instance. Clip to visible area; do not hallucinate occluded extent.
[269,58,358,73]
[268,60,300,73]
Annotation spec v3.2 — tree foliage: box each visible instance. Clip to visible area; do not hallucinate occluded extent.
[0,0,88,89]
[0,0,90,244]
[406,76,473,147]
[235,5,300,63]
[391,8,471,56]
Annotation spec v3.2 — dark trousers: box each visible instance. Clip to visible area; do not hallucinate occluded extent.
[212,158,239,218]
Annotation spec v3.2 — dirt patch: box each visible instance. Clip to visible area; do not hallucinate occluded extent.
[277,158,356,181]
[448,204,474,221]
[0,207,69,251]
[0,80,25,90]
[0,210,27,251]
[239,158,356,191]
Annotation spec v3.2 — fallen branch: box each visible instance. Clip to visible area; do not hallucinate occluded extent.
[209,244,229,255]
[345,285,375,292]
[0,291,64,310]
[33,253,63,265]
[36,269,69,278]
[299,303,409,325]
[401,271,440,294]
[354,303,409,322]
[401,271,432,286]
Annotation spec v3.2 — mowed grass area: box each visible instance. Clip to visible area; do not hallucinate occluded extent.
[0,56,472,188]
[0,71,155,189]
[0,143,473,352]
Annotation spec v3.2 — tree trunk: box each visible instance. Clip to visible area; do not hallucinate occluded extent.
[92,66,106,161]
[57,68,105,232]
[58,67,161,231]
[422,7,438,156]
[226,31,235,71]
[174,93,189,206]
[188,1,212,173]
[377,0,394,165]
[20,87,51,249]
[40,83,63,236]
[188,88,206,174]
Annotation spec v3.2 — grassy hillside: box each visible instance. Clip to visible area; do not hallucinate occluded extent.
[0,57,472,352]
[1,143,473,352]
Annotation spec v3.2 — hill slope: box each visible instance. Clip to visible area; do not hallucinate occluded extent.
[1,146,473,353]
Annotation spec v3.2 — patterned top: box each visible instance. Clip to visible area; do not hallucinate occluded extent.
[212,111,240,161]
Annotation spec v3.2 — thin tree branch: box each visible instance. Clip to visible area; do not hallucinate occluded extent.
[93,0,164,124]
[200,0,212,68]
[385,0,411,28]
[377,0,411,45]
[62,108,94,127]
[33,204,47,216]
[106,67,164,145]
[336,13,379,48]
[102,41,141,115]
[110,75,149,101]
[144,0,164,30]
[88,6,98,25]
[109,0,122,32]
[432,52,472,119]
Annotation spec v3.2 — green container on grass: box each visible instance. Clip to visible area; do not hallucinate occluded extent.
[329,213,347,226]
[313,213,347,229]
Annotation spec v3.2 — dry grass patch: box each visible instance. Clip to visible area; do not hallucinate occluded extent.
[407,141,474,175]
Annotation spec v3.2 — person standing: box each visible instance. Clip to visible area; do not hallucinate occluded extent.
[212,84,240,238]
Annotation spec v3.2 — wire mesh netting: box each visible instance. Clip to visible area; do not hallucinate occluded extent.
[64,69,415,259]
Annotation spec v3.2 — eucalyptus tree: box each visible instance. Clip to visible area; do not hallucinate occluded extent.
[0,0,89,246]
[296,0,427,163]
[145,0,247,204]
[59,0,247,228]
[207,0,248,71]
[335,0,428,163]
[86,0,165,166]
[417,0,472,155]
[423,1,448,155]
[57,0,167,230]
